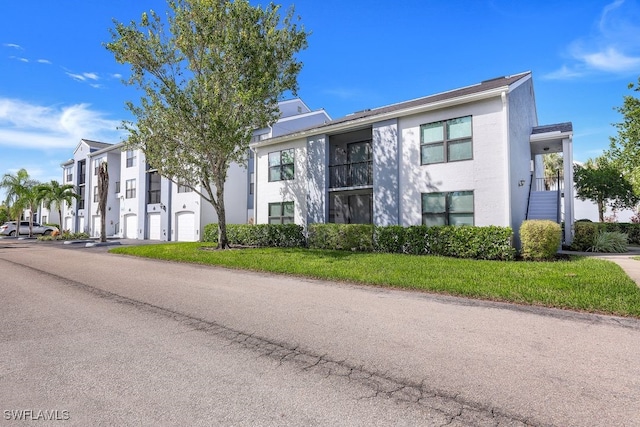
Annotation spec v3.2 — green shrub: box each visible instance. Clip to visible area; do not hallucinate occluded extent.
[590,231,628,253]
[571,222,601,251]
[308,224,374,251]
[374,226,406,253]
[375,224,515,260]
[202,223,304,248]
[203,223,218,243]
[520,220,561,260]
[58,231,90,240]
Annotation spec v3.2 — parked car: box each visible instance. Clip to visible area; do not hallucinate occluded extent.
[0,221,59,237]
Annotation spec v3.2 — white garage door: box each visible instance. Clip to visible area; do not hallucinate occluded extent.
[78,217,86,234]
[92,215,101,237]
[148,213,161,240]
[124,214,138,239]
[175,212,196,242]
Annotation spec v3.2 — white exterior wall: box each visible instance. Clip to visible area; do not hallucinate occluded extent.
[507,78,539,243]
[399,97,509,227]
[119,148,143,239]
[255,139,308,226]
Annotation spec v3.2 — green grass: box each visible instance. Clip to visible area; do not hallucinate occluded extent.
[110,243,640,318]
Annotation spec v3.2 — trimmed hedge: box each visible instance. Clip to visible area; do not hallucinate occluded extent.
[308,223,515,260]
[377,225,516,260]
[202,223,516,260]
[572,222,639,251]
[308,224,374,252]
[520,220,561,260]
[203,223,305,248]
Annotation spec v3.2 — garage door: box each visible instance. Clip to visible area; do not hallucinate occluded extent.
[175,212,196,242]
[92,215,101,237]
[124,214,138,239]
[78,217,86,234]
[148,213,161,240]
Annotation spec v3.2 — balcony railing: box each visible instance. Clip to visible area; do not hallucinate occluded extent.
[533,175,564,192]
[329,161,373,188]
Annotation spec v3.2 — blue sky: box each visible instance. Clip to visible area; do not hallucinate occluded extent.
[2,0,640,199]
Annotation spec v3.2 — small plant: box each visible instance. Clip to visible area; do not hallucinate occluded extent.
[590,231,628,253]
[520,220,561,260]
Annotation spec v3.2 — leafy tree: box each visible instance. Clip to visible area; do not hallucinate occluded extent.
[608,77,640,192]
[574,156,638,222]
[0,204,7,224]
[106,0,308,248]
[97,162,109,242]
[38,180,80,232]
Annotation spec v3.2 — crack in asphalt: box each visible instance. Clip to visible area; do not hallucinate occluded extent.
[5,258,540,426]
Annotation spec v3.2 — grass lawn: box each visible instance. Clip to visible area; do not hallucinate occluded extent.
[110,243,640,318]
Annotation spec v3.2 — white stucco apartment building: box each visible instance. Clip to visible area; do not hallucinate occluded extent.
[251,72,575,245]
[58,99,330,241]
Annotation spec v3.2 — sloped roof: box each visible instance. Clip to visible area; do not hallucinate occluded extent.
[82,139,113,151]
[531,123,573,134]
[326,72,531,127]
[253,72,532,146]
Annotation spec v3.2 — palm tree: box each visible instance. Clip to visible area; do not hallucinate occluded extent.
[37,180,79,232]
[0,169,37,236]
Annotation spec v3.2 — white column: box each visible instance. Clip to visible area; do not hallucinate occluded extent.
[562,137,574,245]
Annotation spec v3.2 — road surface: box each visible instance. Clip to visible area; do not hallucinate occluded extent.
[1,239,639,426]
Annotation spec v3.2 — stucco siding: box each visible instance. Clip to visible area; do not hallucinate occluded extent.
[398,97,509,227]
[372,119,399,225]
[508,77,538,244]
[255,139,308,226]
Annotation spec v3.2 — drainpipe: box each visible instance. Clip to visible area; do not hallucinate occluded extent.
[251,146,258,224]
[501,91,512,228]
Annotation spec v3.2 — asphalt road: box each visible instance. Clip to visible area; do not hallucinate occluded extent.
[1,239,639,426]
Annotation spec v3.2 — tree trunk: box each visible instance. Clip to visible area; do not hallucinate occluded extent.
[28,203,34,238]
[58,207,63,233]
[215,176,229,249]
[598,200,605,222]
[98,163,109,243]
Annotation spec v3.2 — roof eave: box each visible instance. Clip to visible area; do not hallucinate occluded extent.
[252,86,509,149]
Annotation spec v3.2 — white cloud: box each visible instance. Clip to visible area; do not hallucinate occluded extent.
[9,56,28,63]
[0,98,123,149]
[3,43,23,50]
[580,47,640,72]
[544,0,640,79]
[66,72,86,81]
[83,72,99,80]
[37,59,52,64]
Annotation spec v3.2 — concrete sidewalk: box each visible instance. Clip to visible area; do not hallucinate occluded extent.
[562,246,640,287]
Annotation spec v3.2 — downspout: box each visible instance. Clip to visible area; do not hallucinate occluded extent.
[525,172,533,219]
[501,91,512,228]
[251,146,258,224]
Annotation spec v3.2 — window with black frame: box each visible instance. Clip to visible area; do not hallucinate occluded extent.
[268,149,294,181]
[421,191,474,226]
[421,116,472,165]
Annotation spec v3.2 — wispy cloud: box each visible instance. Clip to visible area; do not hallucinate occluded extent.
[3,43,23,50]
[544,0,640,79]
[37,59,52,64]
[9,56,28,63]
[65,71,101,87]
[0,97,123,150]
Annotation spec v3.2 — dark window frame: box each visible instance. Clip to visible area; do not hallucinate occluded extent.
[421,191,474,226]
[268,201,295,224]
[268,149,295,182]
[420,116,473,165]
[126,150,137,168]
[125,179,136,199]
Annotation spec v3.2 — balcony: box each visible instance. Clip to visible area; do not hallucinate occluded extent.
[329,161,373,189]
